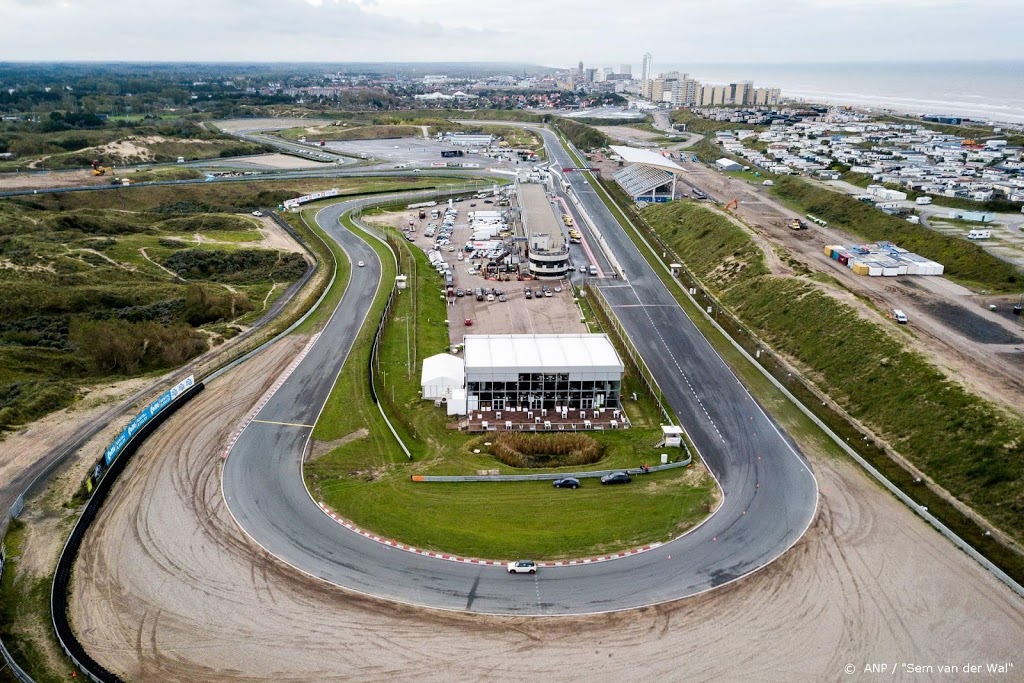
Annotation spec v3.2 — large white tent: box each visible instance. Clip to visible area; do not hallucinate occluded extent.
[420,353,465,401]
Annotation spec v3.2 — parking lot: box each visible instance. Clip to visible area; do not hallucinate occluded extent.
[368,196,589,347]
[326,137,530,174]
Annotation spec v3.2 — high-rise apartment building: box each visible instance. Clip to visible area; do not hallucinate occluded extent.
[640,53,653,99]
[619,63,632,76]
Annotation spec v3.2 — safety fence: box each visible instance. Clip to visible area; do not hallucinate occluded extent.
[411,456,692,483]
[0,182,509,680]
[0,545,33,682]
[587,284,673,426]
[588,173,1024,598]
[50,382,205,683]
[349,182,504,463]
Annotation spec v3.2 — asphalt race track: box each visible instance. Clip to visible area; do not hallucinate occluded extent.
[221,134,819,616]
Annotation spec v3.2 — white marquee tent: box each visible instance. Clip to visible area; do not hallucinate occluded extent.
[421,353,465,401]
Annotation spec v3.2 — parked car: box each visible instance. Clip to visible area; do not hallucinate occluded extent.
[455,288,464,297]
[534,287,543,298]
[507,559,537,574]
[524,289,532,300]
[579,264,587,273]
[600,471,631,485]
[553,285,562,293]
[553,477,580,489]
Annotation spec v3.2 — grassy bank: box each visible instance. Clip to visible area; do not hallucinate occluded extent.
[275,124,423,142]
[616,196,1024,551]
[557,126,1024,578]
[0,118,265,170]
[0,200,309,431]
[305,217,716,560]
[552,117,611,151]
[669,110,761,135]
[770,175,1021,292]
[0,520,71,682]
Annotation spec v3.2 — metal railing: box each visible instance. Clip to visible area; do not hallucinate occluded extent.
[587,284,673,426]
[412,457,692,483]
[2,180,514,680]
[587,173,1024,600]
[0,545,35,682]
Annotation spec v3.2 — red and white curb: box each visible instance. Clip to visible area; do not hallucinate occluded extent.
[222,332,321,459]
[317,501,662,568]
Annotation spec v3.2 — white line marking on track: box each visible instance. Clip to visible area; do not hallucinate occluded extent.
[222,332,321,458]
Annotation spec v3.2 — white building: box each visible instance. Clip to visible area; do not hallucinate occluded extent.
[446,132,494,147]
[420,353,465,401]
[463,334,624,412]
[520,182,570,279]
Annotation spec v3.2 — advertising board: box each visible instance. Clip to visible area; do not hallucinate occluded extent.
[103,375,194,466]
[282,188,341,209]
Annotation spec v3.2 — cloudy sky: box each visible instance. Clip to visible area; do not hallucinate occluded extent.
[1,0,1021,66]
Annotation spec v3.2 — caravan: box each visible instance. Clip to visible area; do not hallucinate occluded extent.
[967,229,991,240]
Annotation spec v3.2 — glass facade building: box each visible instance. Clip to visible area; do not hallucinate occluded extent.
[463,334,624,413]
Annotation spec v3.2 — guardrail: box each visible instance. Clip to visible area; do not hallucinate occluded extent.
[51,382,205,683]
[584,171,1024,599]
[367,285,411,460]
[349,181,508,462]
[0,545,34,682]
[412,457,692,483]
[587,284,674,426]
[2,181,509,680]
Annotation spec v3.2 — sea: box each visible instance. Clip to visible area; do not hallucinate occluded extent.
[654,61,1024,125]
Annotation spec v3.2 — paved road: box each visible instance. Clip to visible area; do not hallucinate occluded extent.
[221,130,819,615]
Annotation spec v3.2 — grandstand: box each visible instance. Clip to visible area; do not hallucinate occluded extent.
[609,145,685,203]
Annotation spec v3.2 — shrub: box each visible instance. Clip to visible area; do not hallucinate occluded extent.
[490,432,604,469]
[69,318,207,374]
[162,248,306,283]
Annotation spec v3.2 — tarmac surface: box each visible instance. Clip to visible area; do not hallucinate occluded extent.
[220,133,820,615]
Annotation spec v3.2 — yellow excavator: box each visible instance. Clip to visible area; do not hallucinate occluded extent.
[91,159,114,176]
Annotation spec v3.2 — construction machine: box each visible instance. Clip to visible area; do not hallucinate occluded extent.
[91,159,114,176]
[788,218,808,230]
[724,198,739,211]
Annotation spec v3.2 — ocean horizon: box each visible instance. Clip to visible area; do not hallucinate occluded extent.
[651,60,1024,125]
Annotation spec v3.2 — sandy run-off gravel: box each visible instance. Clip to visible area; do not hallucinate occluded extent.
[66,330,1023,681]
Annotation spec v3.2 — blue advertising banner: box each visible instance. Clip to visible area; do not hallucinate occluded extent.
[103,375,194,466]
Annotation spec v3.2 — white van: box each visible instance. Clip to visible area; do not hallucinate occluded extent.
[893,309,908,324]
[967,229,991,240]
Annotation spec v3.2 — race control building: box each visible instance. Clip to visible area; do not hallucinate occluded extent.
[519,182,571,279]
[610,145,686,203]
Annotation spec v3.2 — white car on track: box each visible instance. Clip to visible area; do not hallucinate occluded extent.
[507,559,537,574]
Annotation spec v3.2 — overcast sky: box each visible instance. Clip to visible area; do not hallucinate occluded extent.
[1,0,1021,66]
